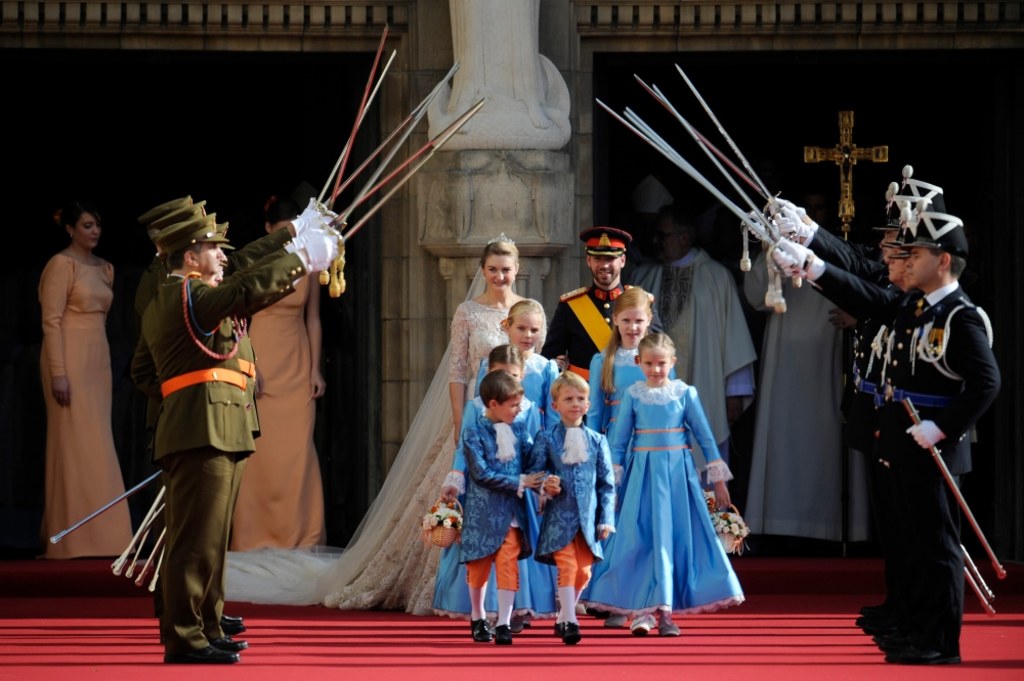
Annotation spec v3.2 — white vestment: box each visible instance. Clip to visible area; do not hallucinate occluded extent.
[742,251,870,541]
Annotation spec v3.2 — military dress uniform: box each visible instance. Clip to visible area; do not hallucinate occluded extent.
[541,227,633,379]
[805,186,1000,664]
[807,217,910,626]
[131,213,309,663]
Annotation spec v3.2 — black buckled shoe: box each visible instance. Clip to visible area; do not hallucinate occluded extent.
[561,622,581,645]
[210,636,248,653]
[471,619,493,643]
[553,622,566,638]
[494,624,513,645]
[220,615,246,636]
[164,646,240,664]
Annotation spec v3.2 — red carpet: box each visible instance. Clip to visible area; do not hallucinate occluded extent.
[1,558,1021,681]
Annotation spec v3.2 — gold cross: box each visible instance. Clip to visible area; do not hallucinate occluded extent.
[804,111,888,236]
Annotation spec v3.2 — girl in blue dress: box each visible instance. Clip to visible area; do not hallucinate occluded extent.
[587,286,655,444]
[582,333,744,636]
[582,287,667,629]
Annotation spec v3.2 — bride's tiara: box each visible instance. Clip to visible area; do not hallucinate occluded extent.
[487,233,515,245]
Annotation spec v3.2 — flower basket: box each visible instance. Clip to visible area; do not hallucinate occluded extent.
[422,498,463,548]
[430,525,459,548]
[704,491,750,556]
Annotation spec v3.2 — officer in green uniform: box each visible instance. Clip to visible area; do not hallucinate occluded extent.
[132,206,337,664]
[133,198,287,636]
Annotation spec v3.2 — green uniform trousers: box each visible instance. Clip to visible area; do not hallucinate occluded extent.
[159,447,245,654]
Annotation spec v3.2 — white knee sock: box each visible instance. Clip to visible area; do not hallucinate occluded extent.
[558,585,578,624]
[497,589,515,627]
[469,585,487,621]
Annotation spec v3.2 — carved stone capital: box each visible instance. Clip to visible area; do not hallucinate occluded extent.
[418,149,574,260]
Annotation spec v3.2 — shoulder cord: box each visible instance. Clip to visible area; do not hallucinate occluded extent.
[912,303,992,381]
[864,323,888,383]
[180,273,245,362]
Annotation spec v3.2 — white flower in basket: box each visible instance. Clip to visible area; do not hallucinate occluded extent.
[422,499,463,548]
[704,490,750,555]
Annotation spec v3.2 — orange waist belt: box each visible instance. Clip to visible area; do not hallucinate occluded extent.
[568,364,590,381]
[161,368,248,398]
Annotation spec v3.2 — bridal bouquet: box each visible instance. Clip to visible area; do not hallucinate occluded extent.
[703,490,750,555]
[422,499,463,548]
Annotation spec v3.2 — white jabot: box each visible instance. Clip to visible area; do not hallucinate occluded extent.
[562,426,589,465]
[494,422,517,462]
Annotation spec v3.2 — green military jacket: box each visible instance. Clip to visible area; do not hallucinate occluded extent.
[131,248,307,461]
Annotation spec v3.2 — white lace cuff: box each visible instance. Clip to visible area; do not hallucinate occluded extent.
[598,524,616,535]
[705,459,734,484]
[441,470,465,496]
[613,464,624,486]
[517,474,526,498]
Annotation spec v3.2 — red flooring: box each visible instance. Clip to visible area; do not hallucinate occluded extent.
[0,558,1021,681]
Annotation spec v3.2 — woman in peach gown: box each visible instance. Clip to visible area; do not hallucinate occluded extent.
[230,196,326,550]
[38,200,132,558]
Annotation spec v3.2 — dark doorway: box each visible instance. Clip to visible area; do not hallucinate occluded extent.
[1,47,380,553]
[594,49,1020,558]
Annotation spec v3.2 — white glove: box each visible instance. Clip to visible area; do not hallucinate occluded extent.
[291,198,339,236]
[906,420,945,449]
[770,240,802,277]
[743,210,770,241]
[289,229,338,273]
[771,239,825,281]
[774,199,819,243]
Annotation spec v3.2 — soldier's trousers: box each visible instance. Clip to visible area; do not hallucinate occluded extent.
[159,447,245,655]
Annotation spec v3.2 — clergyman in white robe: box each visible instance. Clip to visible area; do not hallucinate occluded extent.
[742,250,870,541]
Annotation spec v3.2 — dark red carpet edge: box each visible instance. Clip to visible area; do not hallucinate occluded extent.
[0,558,1021,681]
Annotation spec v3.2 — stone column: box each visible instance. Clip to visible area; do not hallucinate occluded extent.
[422,0,575,307]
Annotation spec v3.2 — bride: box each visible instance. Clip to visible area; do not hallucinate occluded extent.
[227,236,526,614]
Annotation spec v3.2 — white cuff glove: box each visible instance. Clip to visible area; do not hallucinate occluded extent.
[291,198,340,236]
[743,210,767,240]
[288,228,338,273]
[774,199,819,244]
[906,420,945,449]
[441,470,465,497]
[771,239,825,281]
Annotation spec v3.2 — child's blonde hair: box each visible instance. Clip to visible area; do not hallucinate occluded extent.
[601,286,654,394]
[487,344,525,372]
[637,332,676,360]
[501,298,546,350]
[551,370,590,400]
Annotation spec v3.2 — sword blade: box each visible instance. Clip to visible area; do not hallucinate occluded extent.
[598,99,773,243]
[634,75,777,239]
[341,98,485,243]
[675,64,777,207]
[322,24,392,206]
[335,61,461,225]
[51,470,162,545]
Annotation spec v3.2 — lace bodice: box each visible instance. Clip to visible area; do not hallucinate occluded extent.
[447,300,510,391]
[613,346,639,366]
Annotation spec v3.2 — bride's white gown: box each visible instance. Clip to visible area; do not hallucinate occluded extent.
[226,298,509,614]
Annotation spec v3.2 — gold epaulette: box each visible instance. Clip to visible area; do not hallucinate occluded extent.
[559,286,589,302]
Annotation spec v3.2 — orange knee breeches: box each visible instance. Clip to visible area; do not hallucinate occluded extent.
[466,528,522,590]
[553,531,595,590]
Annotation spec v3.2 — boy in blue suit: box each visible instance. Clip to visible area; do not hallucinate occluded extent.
[460,371,549,645]
[532,372,616,644]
